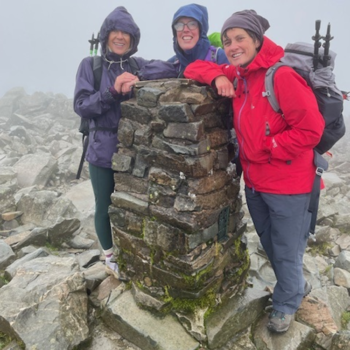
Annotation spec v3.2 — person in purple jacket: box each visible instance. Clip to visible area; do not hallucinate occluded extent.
[73,6,150,279]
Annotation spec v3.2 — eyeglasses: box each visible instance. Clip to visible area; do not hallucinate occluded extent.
[174,20,199,32]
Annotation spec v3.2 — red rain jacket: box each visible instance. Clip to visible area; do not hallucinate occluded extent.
[184,37,325,194]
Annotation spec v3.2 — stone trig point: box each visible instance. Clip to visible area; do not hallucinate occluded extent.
[104,79,269,350]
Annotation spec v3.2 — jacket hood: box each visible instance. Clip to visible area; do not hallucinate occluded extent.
[172,3,211,68]
[99,6,140,59]
[236,36,284,76]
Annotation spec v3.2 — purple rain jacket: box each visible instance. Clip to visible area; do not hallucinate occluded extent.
[73,6,149,168]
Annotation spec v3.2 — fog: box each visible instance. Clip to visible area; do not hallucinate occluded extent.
[1,0,349,113]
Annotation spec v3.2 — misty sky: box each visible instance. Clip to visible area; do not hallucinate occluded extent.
[1,0,349,113]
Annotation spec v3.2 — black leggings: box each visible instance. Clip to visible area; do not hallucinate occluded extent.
[89,163,114,251]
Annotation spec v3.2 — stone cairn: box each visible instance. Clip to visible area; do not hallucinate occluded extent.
[109,79,249,315]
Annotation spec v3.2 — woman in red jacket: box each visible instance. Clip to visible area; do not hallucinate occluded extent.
[184,10,325,333]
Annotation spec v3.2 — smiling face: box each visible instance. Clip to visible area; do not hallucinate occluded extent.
[107,30,131,56]
[222,28,261,67]
[175,16,200,51]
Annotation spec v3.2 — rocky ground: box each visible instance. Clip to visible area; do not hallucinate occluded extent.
[0,88,350,350]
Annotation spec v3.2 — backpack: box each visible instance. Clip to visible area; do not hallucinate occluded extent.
[204,45,221,63]
[76,51,139,179]
[262,21,347,238]
[177,45,222,78]
[264,46,346,155]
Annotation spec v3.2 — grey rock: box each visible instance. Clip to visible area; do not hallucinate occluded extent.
[76,249,101,269]
[82,261,107,294]
[47,217,80,247]
[80,319,141,350]
[0,184,17,213]
[102,289,199,350]
[12,153,57,188]
[111,153,133,172]
[159,102,195,123]
[17,245,37,258]
[17,189,78,226]
[330,331,350,350]
[334,267,350,288]
[217,329,257,350]
[163,121,204,142]
[253,314,315,350]
[10,227,48,249]
[0,255,88,350]
[137,87,164,108]
[0,166,17,185]
[0,87,26,117]
[334,250,350,272]
[311,285,350,331]
[206,288,270,349]
[69,235,95,249]
[5,247,49,280]
[0,240,16,269]
[111,191,149,215]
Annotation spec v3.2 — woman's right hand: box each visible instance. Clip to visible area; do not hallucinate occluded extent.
[214,76,236,98]
[114,72,138,94]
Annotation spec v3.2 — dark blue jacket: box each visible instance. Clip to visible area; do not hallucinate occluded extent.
[74,7,148,168]
[139,4,228,80]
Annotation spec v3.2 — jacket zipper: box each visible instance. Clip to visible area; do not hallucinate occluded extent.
[237,77,254,191]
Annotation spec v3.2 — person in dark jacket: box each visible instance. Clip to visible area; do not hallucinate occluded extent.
[140,3,229,81]
[170,3,228,75]
[74,6,149,279]
[184,10,325,333]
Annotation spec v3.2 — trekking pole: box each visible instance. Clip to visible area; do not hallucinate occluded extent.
[88,33,95,56]
[322,23,333,67]
[94,32,100,56]
[312,20,322,71]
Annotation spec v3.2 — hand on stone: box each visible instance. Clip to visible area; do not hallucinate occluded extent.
[121,76,139,95]
[114,72,139,95]
[214,75,236,98]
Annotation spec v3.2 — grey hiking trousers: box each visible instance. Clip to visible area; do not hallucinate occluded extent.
[245,186,311,314]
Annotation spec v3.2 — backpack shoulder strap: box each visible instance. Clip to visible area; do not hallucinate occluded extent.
[92,55,102,91]
[128,57,140,76]
[263,62,287,114]
[213,47,220,63]
[205,45,220,63]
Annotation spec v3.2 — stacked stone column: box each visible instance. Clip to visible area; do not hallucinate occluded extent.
[109,79,248,313]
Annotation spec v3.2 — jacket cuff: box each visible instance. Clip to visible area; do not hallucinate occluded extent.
[102,86,120,103]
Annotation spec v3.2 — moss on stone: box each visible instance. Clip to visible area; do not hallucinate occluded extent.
[163,285,217,315]
[116,252,127,270]
[150,248,156,266]
[124,281,133,291]
[309,242,332,257]
[341,311,350,329]
[215,241,222,256]
[237,249,250,277]
[45,242,59,253]
[180,261,214,289]
[0,332,24,349]
[0,272,9,286]
[232,236,250,277]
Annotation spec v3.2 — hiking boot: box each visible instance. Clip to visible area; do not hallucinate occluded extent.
[267,310,294,333]
[105,256,120,280]
[304,280,312,297]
